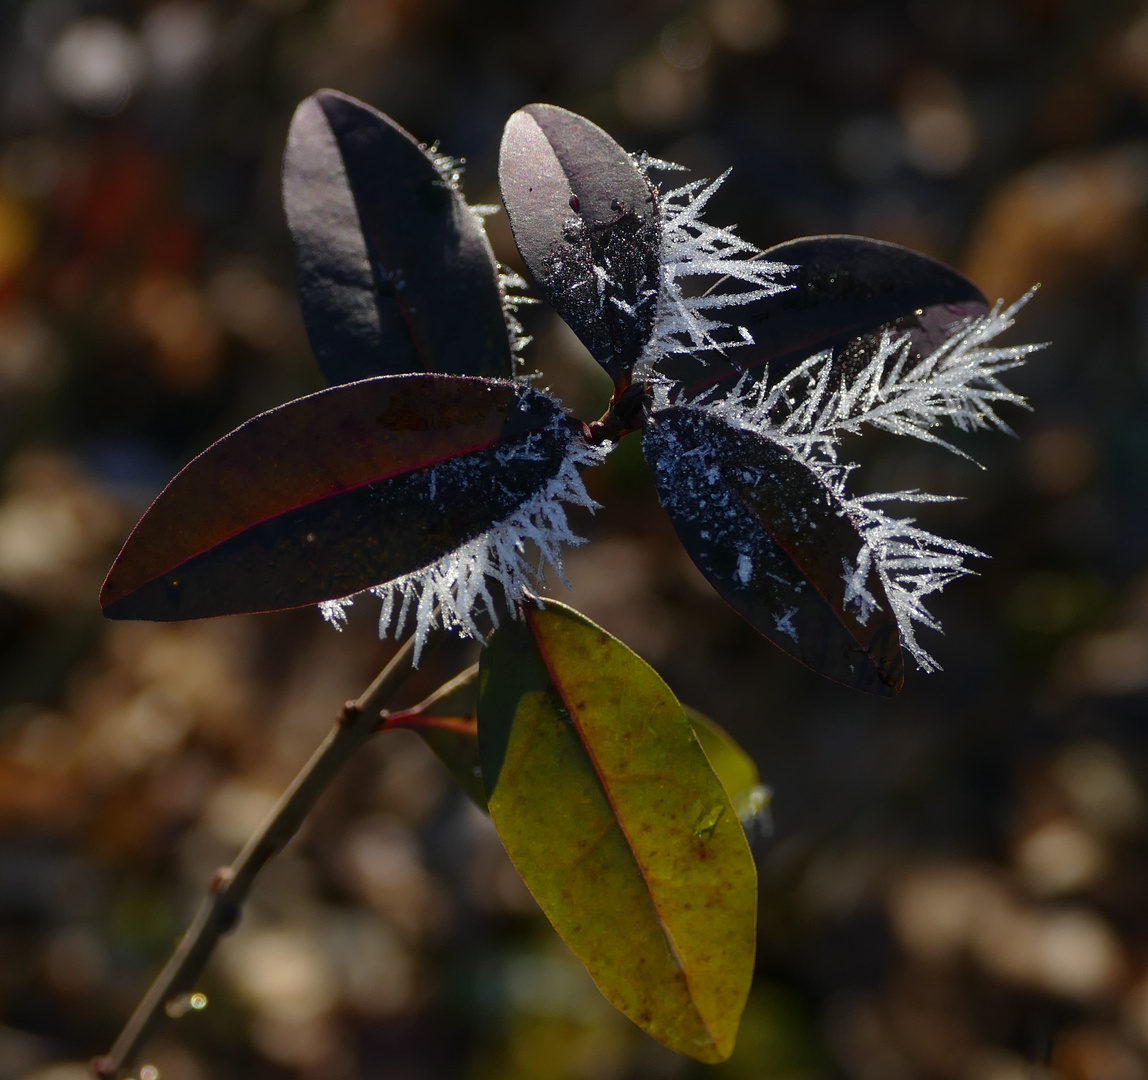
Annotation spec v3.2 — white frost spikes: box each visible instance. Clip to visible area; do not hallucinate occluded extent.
[697,294,1043,672]
[841,492,986,673]
[634,159,792,372]
[724,293,1043,463]
[320,427,609,664]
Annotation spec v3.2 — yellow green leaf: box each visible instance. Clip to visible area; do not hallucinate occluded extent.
[478,599,757,1063]
[684,707,771,825]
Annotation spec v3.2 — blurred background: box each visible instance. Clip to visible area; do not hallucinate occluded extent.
[0,1,1147,1079]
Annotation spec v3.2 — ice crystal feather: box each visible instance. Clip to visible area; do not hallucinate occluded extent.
[739,292,1043,461]
[320,429,609,663]
[635,158,792,372]
[683,293,1043,671]
[824,487,985,673]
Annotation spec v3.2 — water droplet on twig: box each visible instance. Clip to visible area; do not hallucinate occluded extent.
[164,991,208,1018]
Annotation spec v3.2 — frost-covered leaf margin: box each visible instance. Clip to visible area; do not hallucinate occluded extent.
[426,146,536,367]
[634,157,792,373]
[677,294,1044,671]
[320,417,609,661]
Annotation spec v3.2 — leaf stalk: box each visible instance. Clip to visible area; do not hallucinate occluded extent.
[586,381,651,445]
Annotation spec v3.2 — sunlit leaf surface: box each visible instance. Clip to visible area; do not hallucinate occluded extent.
[285,89,513,384]
[478,599,756,1062]
[101,375,569,620]
[499,103,660,381]
[656,235,988,399]
[403,669,763,822]
[644,405,904,695]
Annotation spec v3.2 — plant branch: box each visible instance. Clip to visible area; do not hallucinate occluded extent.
[91,623,450,1080]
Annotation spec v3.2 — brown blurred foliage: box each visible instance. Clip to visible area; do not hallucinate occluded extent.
[2,1,1148,1079]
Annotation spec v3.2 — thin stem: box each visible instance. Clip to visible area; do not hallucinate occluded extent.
[381,661,478,731]
[585,381,651,445]
[91,623,450,1080]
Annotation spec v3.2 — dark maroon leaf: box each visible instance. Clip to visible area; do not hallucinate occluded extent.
[643,405,904,695]
[655,235,988,399]
[284,90,513,385]
[499,104,660,383]
[101,375,570,621]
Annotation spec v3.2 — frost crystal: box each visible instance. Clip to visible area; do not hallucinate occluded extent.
[320,425,609,663]
[775,607,799,642]
[423,142,465,191]
[424,144,536,368]
[730,293,1042,462]
[496,264,536,365]
[690,295,1043,671]
[837,491,984,673]
[634,157,792,373]
[468,205,536,366]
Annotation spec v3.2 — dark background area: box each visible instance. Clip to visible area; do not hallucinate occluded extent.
[1,1,1147,1079]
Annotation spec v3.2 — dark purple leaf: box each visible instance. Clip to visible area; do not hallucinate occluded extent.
[655,235,988,399]
[101,375,570,621]
[643,405,904,695]
[284,90,513,385]
[499,104,660,383]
